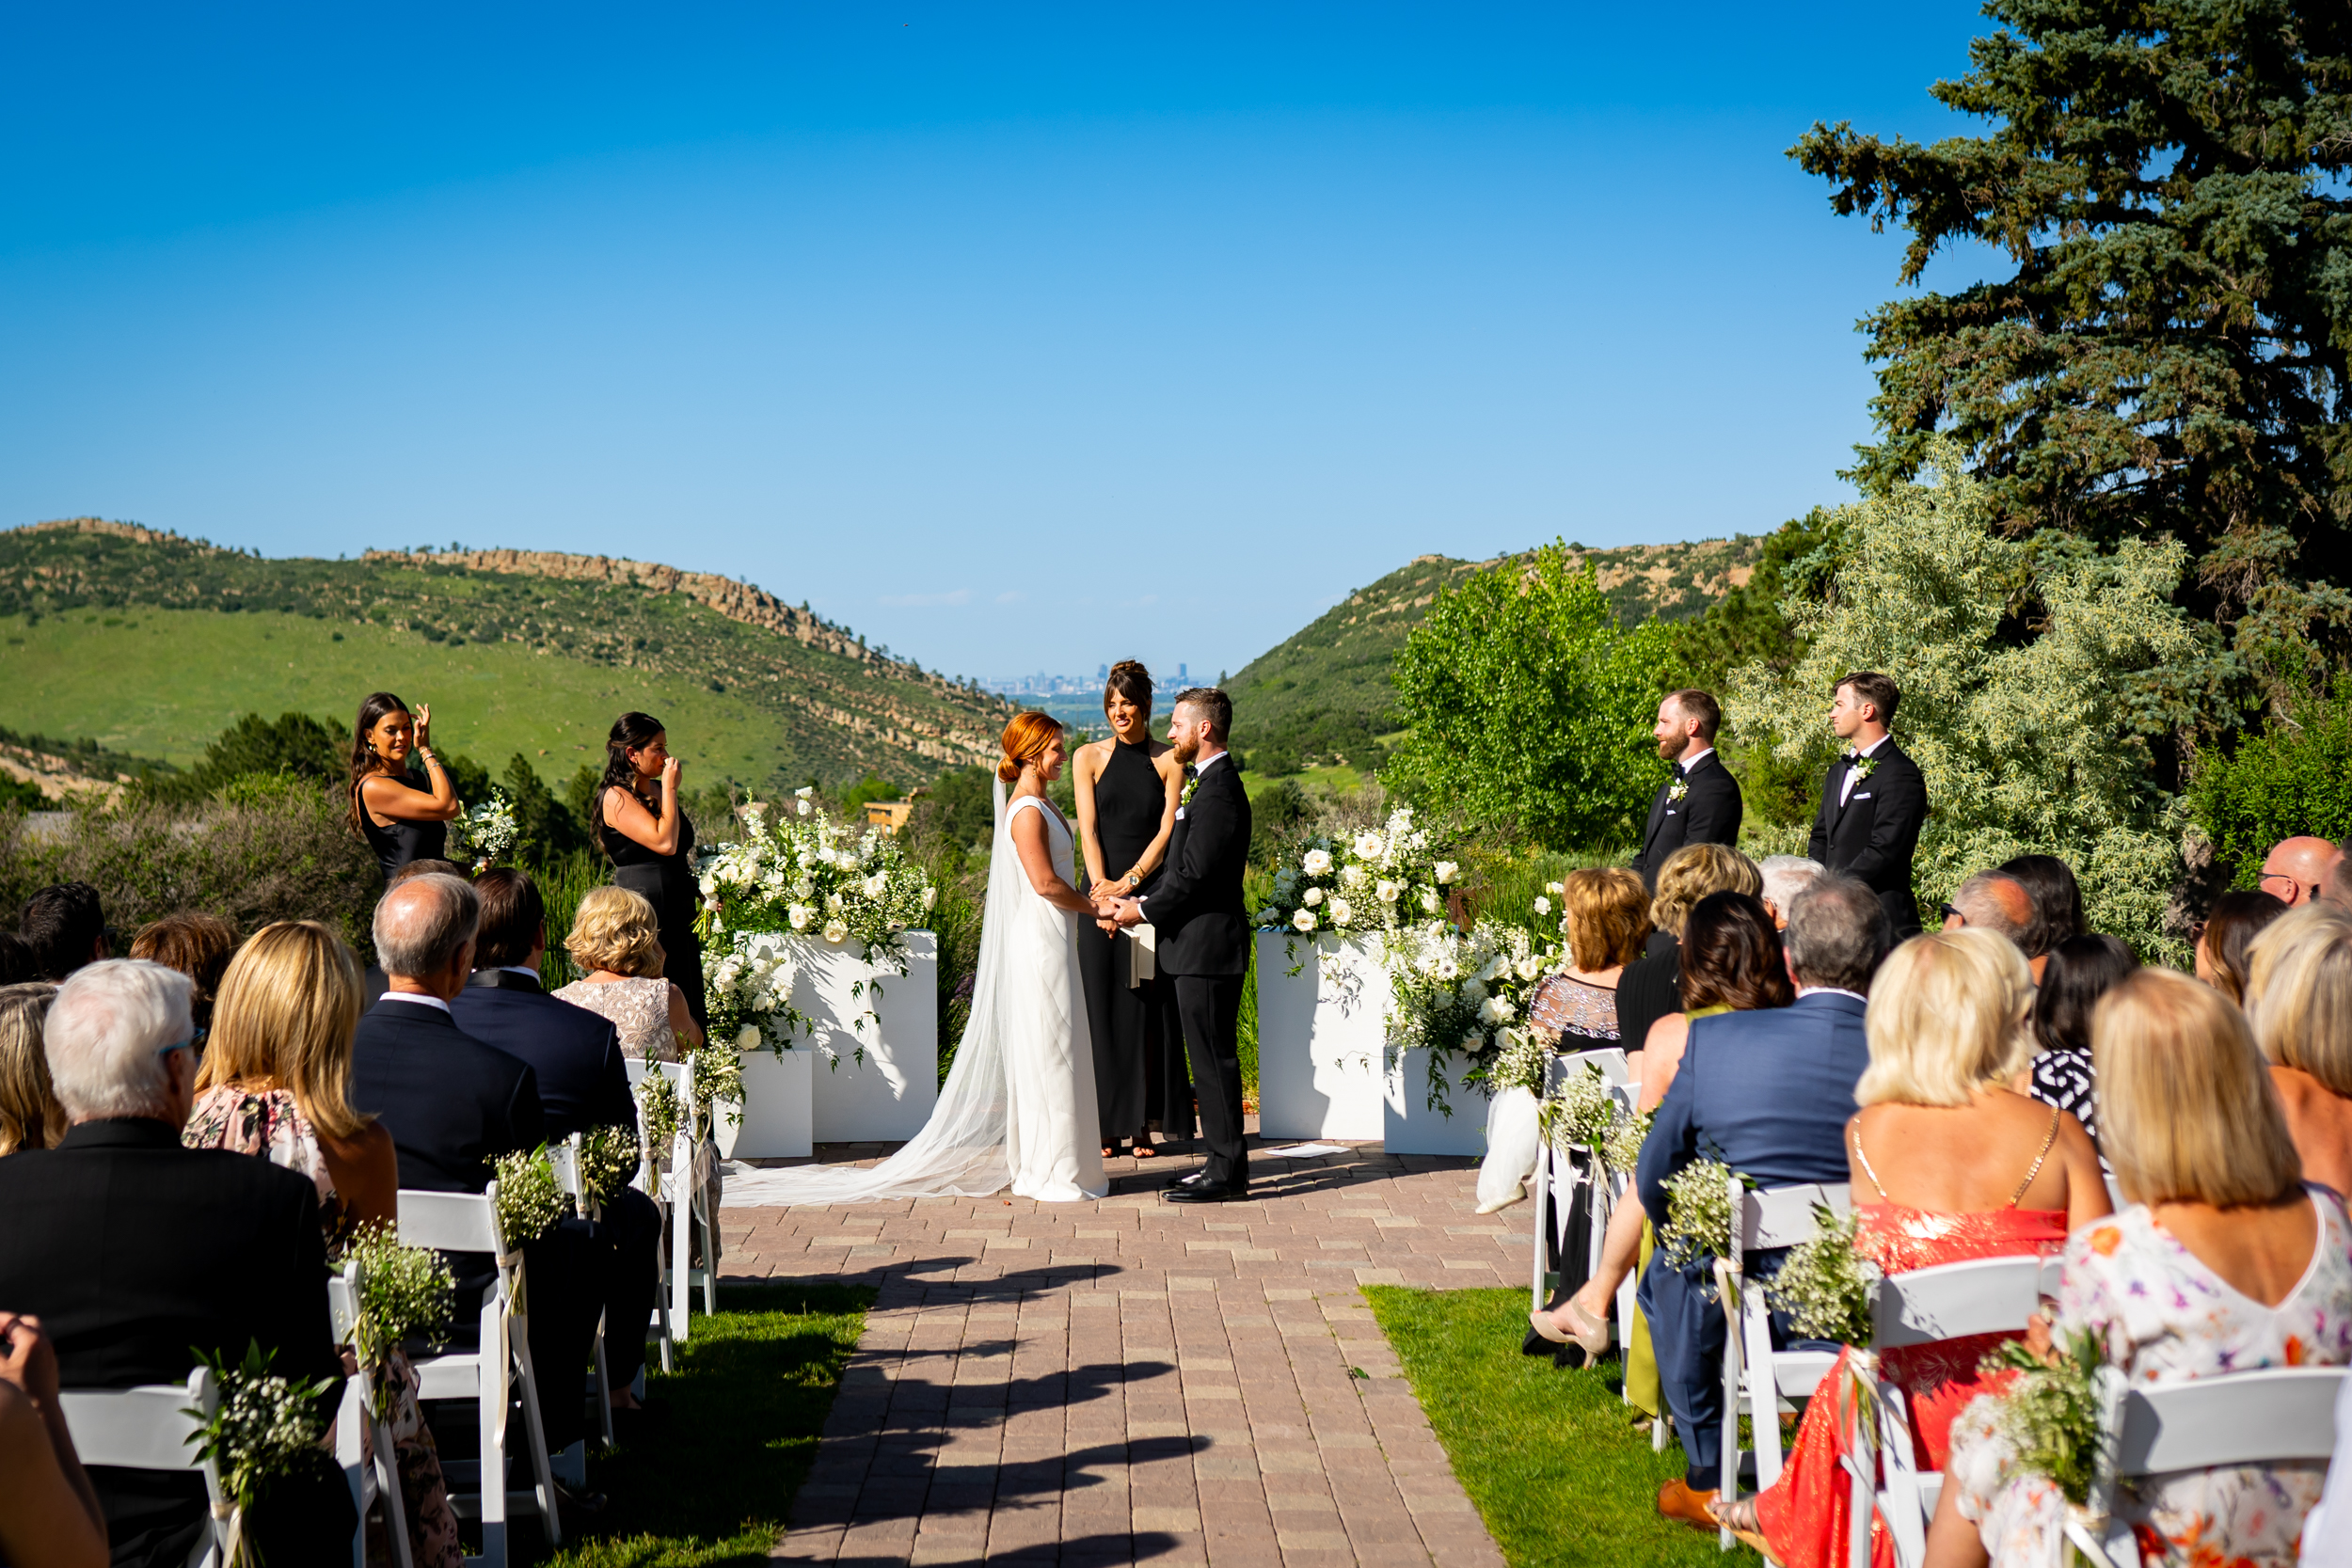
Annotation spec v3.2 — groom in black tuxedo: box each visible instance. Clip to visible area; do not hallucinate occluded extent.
[1109,688,1253,1203]
[1806,670,1929,939]
[1628,689,1743,889]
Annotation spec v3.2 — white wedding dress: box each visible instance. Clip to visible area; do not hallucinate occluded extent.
[719,783,1108,1205]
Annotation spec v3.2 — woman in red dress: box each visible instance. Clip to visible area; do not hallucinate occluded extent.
[1721,928,2111,1567]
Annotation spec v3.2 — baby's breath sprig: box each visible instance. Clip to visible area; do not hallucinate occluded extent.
[1600,1108,1653,1180]
[491,1147,567,1245]
[345,1222,454,1370]
[1539,1061,1620,1155]
[184,1339,338,1567]
[638,1069,683,1154]
[1764,1203,1882,1347]
[578,1123,641,1207]
[1985,1325,2110,1508]
[1658,1157,1740,1270]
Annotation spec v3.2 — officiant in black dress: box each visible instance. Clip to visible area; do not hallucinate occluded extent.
[1073,661,1192,1159]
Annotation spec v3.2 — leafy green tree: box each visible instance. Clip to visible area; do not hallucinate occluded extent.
[1729,448,2202,958]
[1389,545,1672,850]
[1247,778,1311,868]
[500,754,594,865]
[197,711,343,785]
[2189,681,2352,888]
[1794,1,2352,700]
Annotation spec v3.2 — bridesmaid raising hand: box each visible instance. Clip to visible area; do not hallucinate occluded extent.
[1073,661,1191,1160]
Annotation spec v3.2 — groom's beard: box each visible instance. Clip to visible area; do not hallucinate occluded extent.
[1171,736,1199,765]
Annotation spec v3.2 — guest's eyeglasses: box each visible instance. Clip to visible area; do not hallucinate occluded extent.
[153,1037,195,1061]
[1939,903,1963,924]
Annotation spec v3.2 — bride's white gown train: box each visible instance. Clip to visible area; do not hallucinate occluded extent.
[718,784,1108,1205]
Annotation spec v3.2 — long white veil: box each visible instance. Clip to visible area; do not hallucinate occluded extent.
[718,779,1027,1205]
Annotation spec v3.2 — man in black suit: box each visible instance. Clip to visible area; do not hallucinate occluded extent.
[349,874,603,1474]
[451,867,660,1412]
[0,958,352,1566]
[1109,688,1253,1203]
[1628,689,1744,889]
[1806,670,1929,940]
[360,858,467,1006]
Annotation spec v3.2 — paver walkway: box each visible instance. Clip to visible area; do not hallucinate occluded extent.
[725,1124,1520,1568]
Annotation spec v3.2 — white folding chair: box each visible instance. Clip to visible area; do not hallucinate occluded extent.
[328,1259,414,1568]
[60,1368,227,1568]
[623,1058,677,1375]
[656,1057,721,1336]
[1528,1048,1631,1312]
[397,1185,562,1567]
[1852,1254,2064,1568]
[547,1132,617,1454]
[2070,1365,2349,1568]
[1716,1179,1852,1549]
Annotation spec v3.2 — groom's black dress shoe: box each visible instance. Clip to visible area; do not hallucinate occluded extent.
[1164,1180,1248,1204]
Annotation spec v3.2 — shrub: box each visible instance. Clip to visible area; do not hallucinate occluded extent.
[2189,682,2352,889]
[0,781,381,955]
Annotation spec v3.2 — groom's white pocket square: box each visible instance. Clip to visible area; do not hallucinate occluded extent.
[1175,807,1187,820]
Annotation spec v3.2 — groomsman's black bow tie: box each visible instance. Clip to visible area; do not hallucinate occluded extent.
[1674,761,1688,778]
[1184,763,1199,778]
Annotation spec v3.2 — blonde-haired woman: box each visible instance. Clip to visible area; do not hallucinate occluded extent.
[0,984,61,1155]
[181,921,462,1568]
[1727,929,2106,1564]
[554,886,704,1061]
[1615,842,1762,1058]
[1931,969,2352,1568]
[2244,902,2352,1197]
[718,711,1108,1205]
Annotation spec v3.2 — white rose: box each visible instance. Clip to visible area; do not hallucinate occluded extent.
[1301,848,1332,877]
[796,785,815,800]
[1341,863,1368,891]
[822,918,850,944]
[864,873,889,899]
[698,874,718,897]
[825,893,843,913]
[1533,896,1551,916]
[1353,832,1385,860]
[797,799,812,816]
[1464,978,1488,1006]
[1420,888,1441,914]
[1303,887,1325,907]
[1516,956,1542,983]
[1434,861,1459,885]
[1481,996,1515,1025]
[787,904,815,932]
[792,878,816,899]
[1329,897,1355,927]
[736,1024,762,1051]
[921,886,937,911]
[1546,881,1564,895]
[1375,879,1400,903]
[1291,909,1317,933]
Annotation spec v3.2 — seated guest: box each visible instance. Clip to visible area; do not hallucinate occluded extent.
[1997,852,2083,958]
[1757,855,1824,930]
[451,869,660,1416]
[127,912,237,1040]
[0,1312,107,1568]
[18,883,107,982]
[0,932,39,985]
[1633,874,1887,1530]
[2021,933,2137,1149]
[1615,843,1762,1067]
[360,859,467,1006]
[348,875,601,1477]
[182,920,459,1566]
[1725,928,2109,1562]
[553,886,706,1059]
[1534,891,1795,1400]
[2243,903,2352,1198]
[1940,869,2038,973]
[2194,888,2289,1005]
[0,984,61,1155]
[0,959,351,1565]
[1931,969,2352,1568]
[2262,835,2337,909]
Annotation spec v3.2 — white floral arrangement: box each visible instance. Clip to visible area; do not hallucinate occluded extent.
[446,789,519,874]
[1254,806,1457,942]
[1387,919,1565,1113]
[185,1341,338,1567]
[1658,1157,1740,1271]
[696,791,937,1062]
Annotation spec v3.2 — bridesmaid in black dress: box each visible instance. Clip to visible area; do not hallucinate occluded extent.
[346,691,460,880]
[1073,660,1190,1159]
[593,711,707,1029]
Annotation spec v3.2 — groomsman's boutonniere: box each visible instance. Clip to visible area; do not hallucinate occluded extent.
[1849,753,1878,784]
[1181,773,1200,808]
[1667,778,1689,803]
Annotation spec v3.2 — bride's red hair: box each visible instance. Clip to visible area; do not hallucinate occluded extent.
[997,712,1065,784]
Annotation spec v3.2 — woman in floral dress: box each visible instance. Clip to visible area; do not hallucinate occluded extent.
[1929,968,2352,1568]
[182,921,462,1568]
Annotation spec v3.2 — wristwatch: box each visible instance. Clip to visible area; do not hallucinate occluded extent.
[1122,871,1141,892]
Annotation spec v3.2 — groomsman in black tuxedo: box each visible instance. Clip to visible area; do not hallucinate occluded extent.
[1108,688,1253,1203]
[1628,689,1744,890]
[1806,670,1929,939]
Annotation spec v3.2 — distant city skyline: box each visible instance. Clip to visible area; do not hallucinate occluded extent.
[983,662,1197,699]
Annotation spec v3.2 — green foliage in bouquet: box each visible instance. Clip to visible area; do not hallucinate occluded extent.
[344,1222,454,1370]
[445,789,519,874]
[639,1069,683,1154]
[1658,1158,1738,1270]
[1765,1204,1881,1348]
[689,1043,744,1131]
[1255,806,1456,940]
[183,1339,338,1567]
[1985,1325,2110,1509]
[579,1123,642,1208]
[1538,1060,1621,1158]
[492,1147,568,1246]
[1600,1109,1652,1181]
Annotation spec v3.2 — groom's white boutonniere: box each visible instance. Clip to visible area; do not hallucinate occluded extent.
[1667,778,1689,803]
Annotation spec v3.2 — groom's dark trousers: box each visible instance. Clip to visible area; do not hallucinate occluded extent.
[1143,754,1253,1187]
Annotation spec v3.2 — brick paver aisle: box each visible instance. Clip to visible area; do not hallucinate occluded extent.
[730,1130,1518,1568]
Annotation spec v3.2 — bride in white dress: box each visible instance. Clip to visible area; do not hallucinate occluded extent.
[720,713,1109,1205]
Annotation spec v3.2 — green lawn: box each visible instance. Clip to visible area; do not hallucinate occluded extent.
[516,1283,871,1566]
[1363,1286,1757,1568]
[0,608,817,785]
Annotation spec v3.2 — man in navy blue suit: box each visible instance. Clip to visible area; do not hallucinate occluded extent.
[452,868,660,1415]
[1634,874,1890,1530]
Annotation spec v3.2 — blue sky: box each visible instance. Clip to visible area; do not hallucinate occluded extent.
[0,3,1994,686]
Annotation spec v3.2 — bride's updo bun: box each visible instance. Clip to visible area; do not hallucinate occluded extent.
[997,711,1065,784]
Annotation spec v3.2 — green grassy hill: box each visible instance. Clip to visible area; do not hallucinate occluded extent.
[0,518,1010,793]
[1227,536,1761,770]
